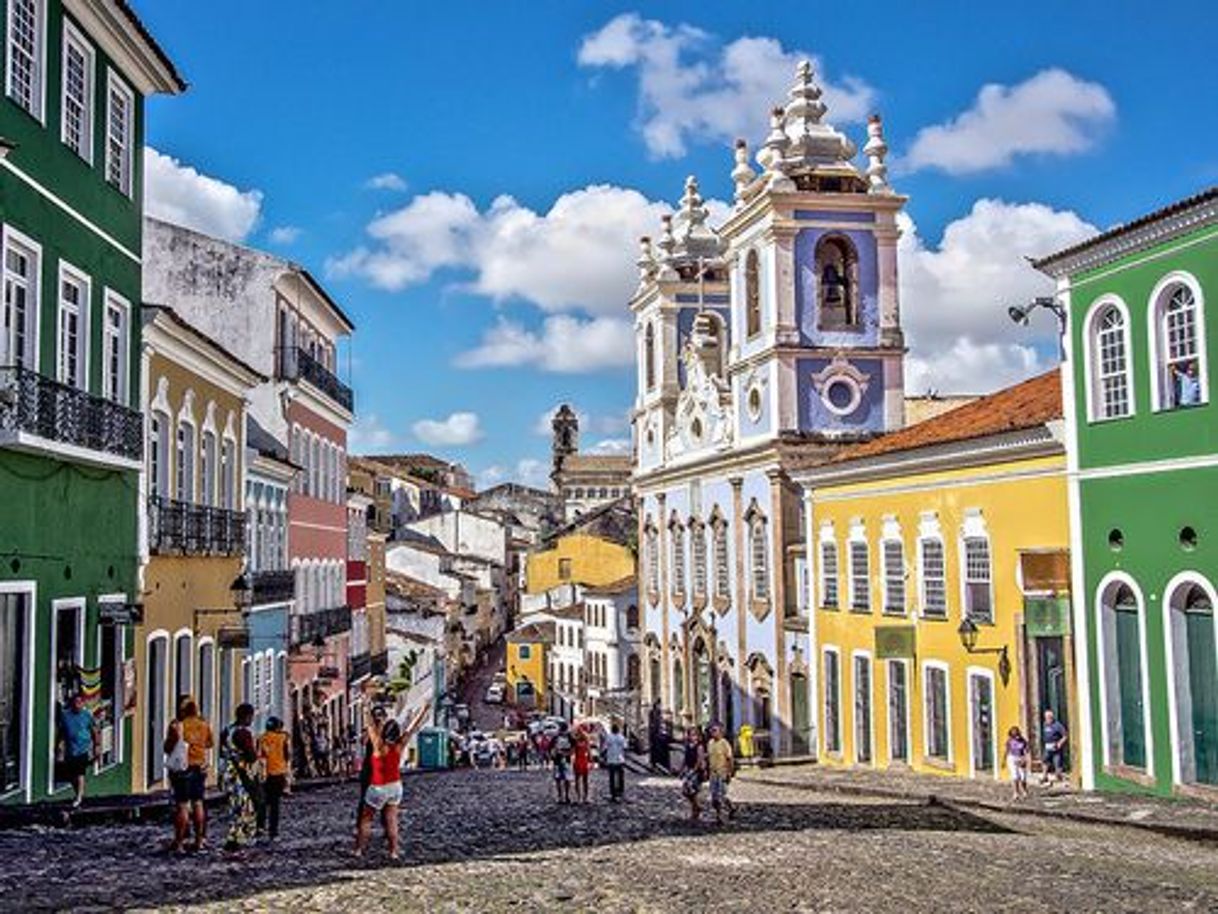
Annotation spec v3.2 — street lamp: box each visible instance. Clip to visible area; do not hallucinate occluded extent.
[1007,296,1068,360]
[0,137,15,160]
[956,617,1012,685]
[230,572,253,612]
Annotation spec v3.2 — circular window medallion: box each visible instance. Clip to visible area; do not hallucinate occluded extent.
[820,374,863,417]
[747,386,763,421]
[1107,528,1124,551]
[1180,526,1198,551]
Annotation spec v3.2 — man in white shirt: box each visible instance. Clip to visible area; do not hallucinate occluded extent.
[603,720,628,802]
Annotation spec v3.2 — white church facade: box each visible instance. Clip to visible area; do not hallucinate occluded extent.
[633,61,908,758]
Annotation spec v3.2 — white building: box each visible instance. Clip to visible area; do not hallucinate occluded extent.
[633,61,908,758]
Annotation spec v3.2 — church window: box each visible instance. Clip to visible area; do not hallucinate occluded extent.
[749,512,769,602]
[745,250,761,338]
[645,522,659,595]
[691,520,707,597]
[644,323,656,391]
[815,235,859,330]
[711,511,730,603]
[670,519,686,596]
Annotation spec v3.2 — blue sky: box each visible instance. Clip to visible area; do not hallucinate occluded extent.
[138,1,1218,488]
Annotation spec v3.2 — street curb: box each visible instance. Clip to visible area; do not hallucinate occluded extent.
[742,772,1218,844]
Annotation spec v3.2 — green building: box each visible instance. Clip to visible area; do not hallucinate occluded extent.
[0,0,182,803]
[1035,187,1217,797]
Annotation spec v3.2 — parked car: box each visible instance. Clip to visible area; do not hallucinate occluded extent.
[484,682,505,704]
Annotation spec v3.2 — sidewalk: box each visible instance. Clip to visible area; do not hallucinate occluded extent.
[739,763,1218,842]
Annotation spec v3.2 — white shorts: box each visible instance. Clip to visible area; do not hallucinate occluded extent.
[364,781,403,811]
[1007,757,1028,782]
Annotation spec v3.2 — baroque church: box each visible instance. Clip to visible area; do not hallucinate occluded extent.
[632,60,907,758]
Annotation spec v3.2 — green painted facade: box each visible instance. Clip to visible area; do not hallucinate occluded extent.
[1054,200,1218,797]
[1,0,180,803]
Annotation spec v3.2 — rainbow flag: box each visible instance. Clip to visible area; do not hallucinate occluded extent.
[76,666,102,706]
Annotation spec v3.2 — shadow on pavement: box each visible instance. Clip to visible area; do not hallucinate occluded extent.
[0,770,1012,910]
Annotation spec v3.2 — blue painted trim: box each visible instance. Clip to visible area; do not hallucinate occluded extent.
[793,210,875,223]
[674,293,731,304]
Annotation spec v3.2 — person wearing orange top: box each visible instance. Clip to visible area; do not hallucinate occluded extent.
[164,697,214,853]
[258,717,291,839]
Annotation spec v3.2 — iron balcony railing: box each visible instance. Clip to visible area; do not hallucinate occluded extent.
[275,347,353,412]
[0,365,142,461]
[148,495,246,556]
[251,569,295,605]
[369,649,389,675]
[349,651,371,683]
[290,605,353,649]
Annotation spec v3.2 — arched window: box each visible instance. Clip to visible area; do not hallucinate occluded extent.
[201,430,217,506]
[625,604,639,630]
[669,517,686,597]
[748,510,769,602]
[644,323,656,391]
[644,520,660,596]
[175,419,195,503]
[745,249,761,337]
[626,654,641,690]
[691,520,707,598]
[1151,279,1206,410]
[1091,303,1133,420]
[815,235,859,329]
[711,510,730,604]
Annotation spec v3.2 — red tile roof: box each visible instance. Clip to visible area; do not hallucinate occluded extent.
[830,370,1062,464]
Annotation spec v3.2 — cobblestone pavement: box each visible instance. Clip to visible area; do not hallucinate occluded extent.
[2,768,1217,912]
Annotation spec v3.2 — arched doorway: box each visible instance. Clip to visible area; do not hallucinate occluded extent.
[1168,578,1218,785]
[720,667,734,735]
[692,638,712,728]
[1099,579,1148,770]
[791,671,810,755]
[673,658,684,715]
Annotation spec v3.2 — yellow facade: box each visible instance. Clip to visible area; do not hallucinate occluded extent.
[811,453,1070,781]
[526,533,634,594]
[506,634,549,708]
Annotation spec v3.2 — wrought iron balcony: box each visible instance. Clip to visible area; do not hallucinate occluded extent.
[251,569,295,605]
[370,649,389,675]
[275,347,353,412]
[0,365,142,462]
[291,605,353,649]
[350,651,371,683]
[148,495,247,556]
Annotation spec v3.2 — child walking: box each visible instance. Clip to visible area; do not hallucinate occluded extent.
[1004,725,1029,800]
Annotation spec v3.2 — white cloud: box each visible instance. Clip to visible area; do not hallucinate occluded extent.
[587,438,632,456]
[578,13,875,158]
[411,411,484,447]
[330,184,672,316]
[904,69,1116,175]
[365,172,408,192]
[455,315,634,373]
[480,458,551,490]
[348,413,396,451]
[144,147,263,242]
[899,198,1097,393]
[269,225,301,245]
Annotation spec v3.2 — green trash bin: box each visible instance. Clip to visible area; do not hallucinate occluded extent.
[417,727,450,770]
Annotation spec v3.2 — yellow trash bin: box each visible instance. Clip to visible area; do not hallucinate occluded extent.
[738,724,754,759]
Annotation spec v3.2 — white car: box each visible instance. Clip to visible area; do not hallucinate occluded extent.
[484,682,505,704]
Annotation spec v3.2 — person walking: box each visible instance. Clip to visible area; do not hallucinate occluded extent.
[680,727,706,821]
[647,700,664,771]
[165,697,213,853]
[355,706,389,825]
[1041,710,1068,785]
[57,692,98,810]
[1004,725,1030,800]
[603,720,627,803]
[220,703,259,853]
[257,716,291,840]
[572,726,592,804]
[551,722,574,804]
[354,707,409,861]
[705,722,735,824]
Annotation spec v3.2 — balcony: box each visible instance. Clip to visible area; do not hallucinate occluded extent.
[350,651,371,683]
[251,569,295,605]
[276,347,353,412]
[148,496,246,556]
[290,605,352,649]
[0,365,142,464]
[370,649,389,675]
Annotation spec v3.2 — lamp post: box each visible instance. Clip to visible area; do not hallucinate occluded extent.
[1007,296,1067,360]
[956,617,1012,685]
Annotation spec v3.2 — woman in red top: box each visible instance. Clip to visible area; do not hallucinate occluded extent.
[572,727,592,804]
[354,700,408,861]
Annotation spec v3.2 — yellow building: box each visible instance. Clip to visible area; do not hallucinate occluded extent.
[794,371,1075,782]
[526,534,635,594]
[135,306,263,792]
[506,621,553,708]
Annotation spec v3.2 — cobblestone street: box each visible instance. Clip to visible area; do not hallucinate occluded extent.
[3,767,1218,912]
